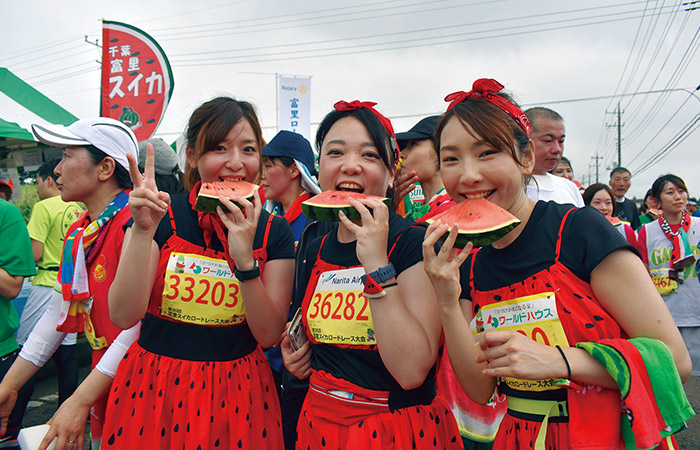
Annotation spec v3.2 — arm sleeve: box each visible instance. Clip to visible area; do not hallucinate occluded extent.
[562,206,639,282]
[388,226,426,275]
[19,288,67,367]
[265,215,295,261]
[0,204,36,278]
[26,202,51,244]
[95,323,140,378]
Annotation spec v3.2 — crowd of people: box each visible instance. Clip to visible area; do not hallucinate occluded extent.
[0,78,696,450]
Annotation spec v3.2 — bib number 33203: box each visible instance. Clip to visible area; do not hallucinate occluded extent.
[161,252,245,326]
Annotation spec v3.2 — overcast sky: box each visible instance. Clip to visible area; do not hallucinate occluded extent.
[4,0,699,199]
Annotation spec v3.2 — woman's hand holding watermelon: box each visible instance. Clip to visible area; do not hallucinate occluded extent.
[339,196,390,271]
[127,143,170,234]
[216,190,262,269]
[422,221,472,309]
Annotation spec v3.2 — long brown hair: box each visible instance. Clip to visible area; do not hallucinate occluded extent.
[184,97,264,190]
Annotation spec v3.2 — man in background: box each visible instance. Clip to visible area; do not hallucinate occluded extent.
[609,167,641,229]
[523,107,583,207]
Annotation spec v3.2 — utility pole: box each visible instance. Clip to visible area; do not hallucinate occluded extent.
[605,102,624,167]
[591,153,604,183]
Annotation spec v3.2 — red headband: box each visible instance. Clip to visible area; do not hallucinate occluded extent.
[333,100,400,166]
[444,78,531,138]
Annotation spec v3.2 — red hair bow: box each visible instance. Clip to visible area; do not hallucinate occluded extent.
[444,78,531,137]
[333,100,400,166]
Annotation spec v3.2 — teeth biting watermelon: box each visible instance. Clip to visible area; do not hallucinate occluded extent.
[426,198,520,248]
[194,180,258,214]
[301,191,391,222]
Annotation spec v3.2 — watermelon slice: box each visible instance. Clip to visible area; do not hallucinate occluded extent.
[607,216,622,226]
[194,180,258,214]
[302,191,391,222]
[426,198,520,248]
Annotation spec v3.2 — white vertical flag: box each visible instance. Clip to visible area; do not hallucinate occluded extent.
[277,76,311,141]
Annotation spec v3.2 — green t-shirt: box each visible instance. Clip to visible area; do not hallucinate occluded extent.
[27,196,83,287]
[0,199,36,356]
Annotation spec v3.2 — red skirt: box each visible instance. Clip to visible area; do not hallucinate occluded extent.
[102,342,283,449]
[297,370,461,450]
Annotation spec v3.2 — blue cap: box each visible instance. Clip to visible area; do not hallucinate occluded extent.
[262,131,315,173]
[263,130,321,194]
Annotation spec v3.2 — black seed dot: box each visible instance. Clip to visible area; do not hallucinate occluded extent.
[190,381,195,389]
[222,400,226,408]
[117,427,122,436]
[125,380,130,387]
[433,437,437,446]
[493,295,501,301]
[161,427,165,437]
[420,429,424,438]
[187,423,190,433]
[175,377,180,385]
[178,401,183,408]
[139,427,144,435]
[108,434,115,445]
[215,439,220,447]
[435,416,440,424]
[585,323,594,328]
[593,315,604,321]
[114,397,119,405]
[238,440,243,448]
[211,416,214,423]
[174,424,179,433]
[264,402,269,410]
[562,307,571,314]
[357,420,363,428]
[372,430,377,438]
[322,437,326,446]
[573,293,583,299]
[139,391,143,398]
[158,389,163,397]
[131,392,135,399]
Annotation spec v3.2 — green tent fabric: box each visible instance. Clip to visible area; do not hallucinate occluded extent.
[0,67,78,144]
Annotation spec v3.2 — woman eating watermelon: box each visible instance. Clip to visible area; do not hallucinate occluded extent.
[582,183,638,247]
[422,78,692,449]
[637,174,700,378]
[280,101,461,448]
[103,97,295,449]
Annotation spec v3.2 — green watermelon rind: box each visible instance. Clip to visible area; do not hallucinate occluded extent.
[437,219,520,248]
[194,181,257,214]
[302,193,391,222]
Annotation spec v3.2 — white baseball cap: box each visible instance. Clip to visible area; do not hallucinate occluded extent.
[32,118,139,172]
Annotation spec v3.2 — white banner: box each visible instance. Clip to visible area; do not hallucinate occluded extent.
[277,76,311,141]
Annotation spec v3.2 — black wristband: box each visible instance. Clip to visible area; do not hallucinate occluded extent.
[234,259,260,282]
[555,345,572,380]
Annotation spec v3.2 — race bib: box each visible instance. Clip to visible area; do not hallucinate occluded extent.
[161,252,245,326]
[472,292,569,392]
[84,313,108,350]
[650,268,678,296]
[306,267,376,346]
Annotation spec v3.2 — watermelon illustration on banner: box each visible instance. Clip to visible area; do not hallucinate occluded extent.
[100,20,174,141]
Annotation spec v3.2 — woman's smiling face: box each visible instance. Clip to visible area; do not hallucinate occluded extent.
[317,116,393,197]
[188,118,261,184]
[438,116,532,213]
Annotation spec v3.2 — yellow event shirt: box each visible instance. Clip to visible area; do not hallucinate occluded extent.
[27,196,84,287]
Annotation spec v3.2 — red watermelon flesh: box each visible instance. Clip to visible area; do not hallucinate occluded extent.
[302,190,391,222]
[194,180,258,214]
[426,198,520,247]
[607,216,622,226]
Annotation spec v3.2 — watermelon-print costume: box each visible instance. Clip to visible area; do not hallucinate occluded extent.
[296,212,461,449]
[462,201,666,449]
[102,193,294,449]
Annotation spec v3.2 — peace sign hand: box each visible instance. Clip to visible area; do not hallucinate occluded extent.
[127,143,170,234]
